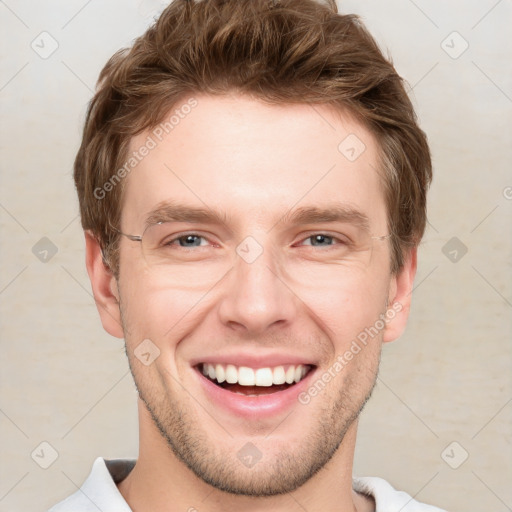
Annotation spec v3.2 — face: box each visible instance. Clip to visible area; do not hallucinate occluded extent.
[91,94,414,496]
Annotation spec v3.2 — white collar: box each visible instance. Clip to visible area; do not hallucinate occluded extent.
[49,457,446,512]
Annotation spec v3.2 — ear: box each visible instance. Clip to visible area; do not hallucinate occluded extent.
[84,230,124,339]
[382,247,417,343]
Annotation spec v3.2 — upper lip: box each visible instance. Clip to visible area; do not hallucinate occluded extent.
[190,352,317,369]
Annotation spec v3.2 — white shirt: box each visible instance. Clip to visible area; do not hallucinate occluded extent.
[48,457,448,512]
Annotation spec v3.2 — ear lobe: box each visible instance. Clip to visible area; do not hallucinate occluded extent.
[84,230,124,339]
[382,247,418,344]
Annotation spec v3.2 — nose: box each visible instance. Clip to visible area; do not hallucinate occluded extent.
[217,238,299,335]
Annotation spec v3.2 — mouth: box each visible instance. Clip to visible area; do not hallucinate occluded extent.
[195,362,315,397]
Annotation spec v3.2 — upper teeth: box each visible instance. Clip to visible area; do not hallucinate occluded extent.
[201,363,309,386]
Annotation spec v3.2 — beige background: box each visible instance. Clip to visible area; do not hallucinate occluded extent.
[1,1,511,511]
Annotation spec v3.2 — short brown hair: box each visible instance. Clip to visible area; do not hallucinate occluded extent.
[74,0,432,277]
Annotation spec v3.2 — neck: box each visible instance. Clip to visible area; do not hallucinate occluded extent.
[117,399,374,512]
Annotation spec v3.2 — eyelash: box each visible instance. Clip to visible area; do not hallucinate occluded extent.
[165,232,350,249]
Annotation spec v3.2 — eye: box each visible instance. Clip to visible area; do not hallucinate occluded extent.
[166,233,210,248]
[297,233,348,248]
[158,231,350,250]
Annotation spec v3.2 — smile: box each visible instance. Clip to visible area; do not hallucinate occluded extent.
[197,362,315,398]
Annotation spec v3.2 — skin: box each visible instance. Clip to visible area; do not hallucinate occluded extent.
[86,94,417,512]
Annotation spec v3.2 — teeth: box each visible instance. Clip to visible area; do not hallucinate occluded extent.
[285,366,295,384]
[273,366,286,385]
[225,364,238,384]
[238,366,255,386]
[201,363,311,386]
[215,364,225,383]
[255,368,273,387]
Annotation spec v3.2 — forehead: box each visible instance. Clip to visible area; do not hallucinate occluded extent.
[121,94,387,233]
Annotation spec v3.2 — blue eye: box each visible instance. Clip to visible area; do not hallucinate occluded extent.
[305,234,335,246]
[300,234,347,248]
[169,234,208,247]
[162,232,348,250]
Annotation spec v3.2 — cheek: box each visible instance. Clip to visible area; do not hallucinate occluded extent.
[294,270,389,346]
[119,272,216,357]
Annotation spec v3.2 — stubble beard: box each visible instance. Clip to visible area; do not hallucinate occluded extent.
[124,339,380,497]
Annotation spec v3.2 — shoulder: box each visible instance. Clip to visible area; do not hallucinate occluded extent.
[47,457,135,512]
[353,476,449,512]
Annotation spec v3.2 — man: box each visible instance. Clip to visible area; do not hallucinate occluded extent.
[49,0,447,510]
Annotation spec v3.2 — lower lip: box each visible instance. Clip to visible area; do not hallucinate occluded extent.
[195,366,316,420]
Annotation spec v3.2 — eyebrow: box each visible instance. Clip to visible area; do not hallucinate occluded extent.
[144,202,231,231]
[144,201,371,234]
[278,205,371,233]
